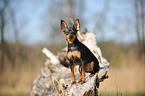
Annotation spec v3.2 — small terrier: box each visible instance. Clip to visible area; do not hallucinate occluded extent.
[61,19,100,84]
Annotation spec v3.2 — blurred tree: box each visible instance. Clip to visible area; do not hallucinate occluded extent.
[134,0,145,57]
[0,0,23,71]
[8,6,19,69]
[140,0,145,54]
[41,0,85,46]
[0,0,9,71]
[95,0,110,41]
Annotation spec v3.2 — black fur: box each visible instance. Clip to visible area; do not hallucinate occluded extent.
[67,37,100,73]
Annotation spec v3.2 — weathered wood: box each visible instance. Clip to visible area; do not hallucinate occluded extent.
[42,48,60,65]
[29,31,109,96]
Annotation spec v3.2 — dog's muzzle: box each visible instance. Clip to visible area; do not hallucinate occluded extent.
[69,35,73,39]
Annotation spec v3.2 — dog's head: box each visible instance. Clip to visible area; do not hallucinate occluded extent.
[61,19,80,44]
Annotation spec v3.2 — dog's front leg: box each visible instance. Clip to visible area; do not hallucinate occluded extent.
[78,65,82,82]
[70,64,76,85]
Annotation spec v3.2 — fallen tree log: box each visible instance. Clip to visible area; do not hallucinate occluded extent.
[29,31,109,96]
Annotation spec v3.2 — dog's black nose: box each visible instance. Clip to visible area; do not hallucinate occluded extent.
[69,35,73,39]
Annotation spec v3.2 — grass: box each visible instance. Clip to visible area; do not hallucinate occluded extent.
[0,92,144,96]
[99,92,145,96]
[0,93,27,96]
[99,64,145,94]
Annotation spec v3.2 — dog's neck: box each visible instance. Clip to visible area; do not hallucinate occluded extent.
[68,37,79,46]
[67,37,80,51]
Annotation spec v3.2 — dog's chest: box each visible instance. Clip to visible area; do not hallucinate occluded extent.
[67,51,81,60]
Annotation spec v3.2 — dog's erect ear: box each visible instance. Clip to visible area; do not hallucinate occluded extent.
[61,20,68,32]
[73,19,80,31]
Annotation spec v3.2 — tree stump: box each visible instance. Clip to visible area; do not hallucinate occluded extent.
[29,31,109,96]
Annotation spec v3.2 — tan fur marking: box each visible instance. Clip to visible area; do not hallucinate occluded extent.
[67,52,71,59]
[67,51,81,59]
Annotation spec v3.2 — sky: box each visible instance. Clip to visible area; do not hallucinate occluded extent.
[84,0,136,43]
[4,0,139,46]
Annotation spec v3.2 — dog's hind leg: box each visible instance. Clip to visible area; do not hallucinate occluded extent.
[81,61,86,84]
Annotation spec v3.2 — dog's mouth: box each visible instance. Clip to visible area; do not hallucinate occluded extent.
[69,35,73,39]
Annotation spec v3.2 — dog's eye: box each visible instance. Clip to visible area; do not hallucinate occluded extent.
[65,31,69,35]
[72,31,77,35]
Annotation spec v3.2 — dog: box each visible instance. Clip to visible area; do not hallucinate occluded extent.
[61,19,100,84]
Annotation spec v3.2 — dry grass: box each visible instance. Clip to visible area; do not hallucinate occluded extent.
[99,54,145,95]
[0,62,42,94]
[100,64,145,94]
[0,43,144,95]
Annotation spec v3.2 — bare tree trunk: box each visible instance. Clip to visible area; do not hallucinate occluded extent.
[134,0,145,58]
[135,0,140,44]
[0,11,5,71]
[140,0,145,54]
[0,0,15,71]
[0,0,8,71]
[62,0,72,24]
[95,0,110,40]
[9,7,19,69]
[134,0,142,57]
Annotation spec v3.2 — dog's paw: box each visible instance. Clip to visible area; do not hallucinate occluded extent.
[81,80,85,84]
[78,78,82,82]
[71,81,76,85]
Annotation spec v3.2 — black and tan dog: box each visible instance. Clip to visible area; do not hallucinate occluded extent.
[61,19,100,84]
